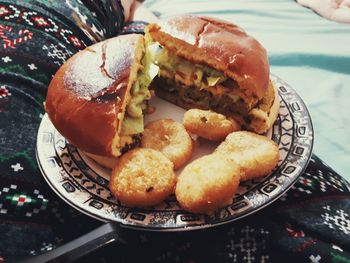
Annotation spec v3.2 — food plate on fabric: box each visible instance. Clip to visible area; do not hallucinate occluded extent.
[36,74,313,231]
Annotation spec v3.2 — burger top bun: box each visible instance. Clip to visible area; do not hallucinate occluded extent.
[45,34,145,157]
[146,15,270,100]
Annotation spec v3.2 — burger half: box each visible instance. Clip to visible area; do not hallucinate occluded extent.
[145,15,279,134]
[45,15,280,168]
[45,34,157,164]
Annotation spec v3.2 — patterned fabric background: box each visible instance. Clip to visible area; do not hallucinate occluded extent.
[0,0,349,262]
[72,156,350,263]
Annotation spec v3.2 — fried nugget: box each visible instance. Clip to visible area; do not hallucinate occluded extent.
[183,109,240,141]
[216,131,279,181]
[175,153,241,214]
[141,119,193,170]
[109,148,176,207]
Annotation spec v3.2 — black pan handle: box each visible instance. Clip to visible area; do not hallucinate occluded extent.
[17,222,125,263]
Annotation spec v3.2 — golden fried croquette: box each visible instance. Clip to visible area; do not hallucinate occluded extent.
[175,153,241,214]
[141,119,193,170]
[215,131,279,181]
[183,109,240,141]
[109,148,176,208]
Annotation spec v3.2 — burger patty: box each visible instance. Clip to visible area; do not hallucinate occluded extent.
[152,76,251,116]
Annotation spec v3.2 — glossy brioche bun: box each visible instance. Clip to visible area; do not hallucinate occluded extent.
[146,14,270,100]
[45,34,144,157]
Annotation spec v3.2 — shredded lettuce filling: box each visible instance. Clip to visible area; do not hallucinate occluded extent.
[146,42,229,89]
[121,44,159,136]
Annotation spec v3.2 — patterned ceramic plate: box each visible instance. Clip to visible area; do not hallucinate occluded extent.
[36,74,313,231]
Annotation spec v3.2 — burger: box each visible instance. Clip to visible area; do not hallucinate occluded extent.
[45,34,157,167]
[145,15,279,134]
[45,15,279,168]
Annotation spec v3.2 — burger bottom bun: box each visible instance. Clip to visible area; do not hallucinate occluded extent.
[83,151,118,169]
[246,81,280,134]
